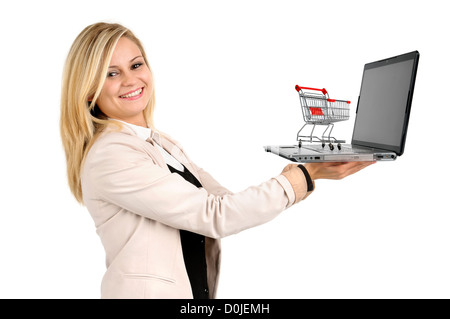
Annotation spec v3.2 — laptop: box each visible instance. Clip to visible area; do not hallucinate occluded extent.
[264,50,419,162]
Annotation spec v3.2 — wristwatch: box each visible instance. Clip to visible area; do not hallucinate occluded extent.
[297,165,314,192]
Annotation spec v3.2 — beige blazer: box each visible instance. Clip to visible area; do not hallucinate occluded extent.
[81,125,309,299]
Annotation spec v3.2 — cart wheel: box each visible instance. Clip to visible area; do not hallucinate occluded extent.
[337,143,341,151]
[322,143,325,148]
[329,143,334,151]
[298,141,302,148]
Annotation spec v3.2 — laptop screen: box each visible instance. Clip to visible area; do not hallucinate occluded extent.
[351,51,419,155]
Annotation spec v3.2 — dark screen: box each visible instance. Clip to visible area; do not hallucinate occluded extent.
[352,54,417,153]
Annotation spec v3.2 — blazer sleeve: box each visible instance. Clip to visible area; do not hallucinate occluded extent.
[82,137,304,239]
[188,161,233,197]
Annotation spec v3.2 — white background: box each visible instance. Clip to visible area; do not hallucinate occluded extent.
[0,0,449,298]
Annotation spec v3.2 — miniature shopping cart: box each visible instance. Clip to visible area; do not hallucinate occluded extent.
[295,85,351,150]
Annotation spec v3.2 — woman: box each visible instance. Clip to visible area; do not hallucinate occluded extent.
[60,22,373,299]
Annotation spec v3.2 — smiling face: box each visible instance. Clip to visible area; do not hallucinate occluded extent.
[96,36,153,127]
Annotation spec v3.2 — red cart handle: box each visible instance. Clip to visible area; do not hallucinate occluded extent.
[295,85,328,95]
[327,99,351,104]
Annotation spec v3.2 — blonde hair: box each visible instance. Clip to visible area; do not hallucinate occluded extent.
[60,22,156,203]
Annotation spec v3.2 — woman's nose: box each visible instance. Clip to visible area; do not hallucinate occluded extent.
[121,71,137,87]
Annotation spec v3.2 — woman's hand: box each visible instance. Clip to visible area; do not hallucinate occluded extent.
[304,161,375,181]
[281,161,375,204]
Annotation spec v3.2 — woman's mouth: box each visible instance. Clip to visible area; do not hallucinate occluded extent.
[119,87,144,100]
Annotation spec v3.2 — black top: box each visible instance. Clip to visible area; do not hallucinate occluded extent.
[167,164,209,299]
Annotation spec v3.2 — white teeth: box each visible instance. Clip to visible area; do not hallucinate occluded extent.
[120,88,142,98]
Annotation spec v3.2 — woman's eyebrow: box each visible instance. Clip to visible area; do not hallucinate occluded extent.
[108,56,143,69]
[130,55,143,62]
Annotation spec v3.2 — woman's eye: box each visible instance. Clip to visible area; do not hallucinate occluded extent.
[132,63,143,70]
[107,71,118,77]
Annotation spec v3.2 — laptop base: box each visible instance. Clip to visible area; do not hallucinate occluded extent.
[264,144,396,163]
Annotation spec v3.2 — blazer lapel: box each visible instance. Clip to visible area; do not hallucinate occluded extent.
[160,135,202,183]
